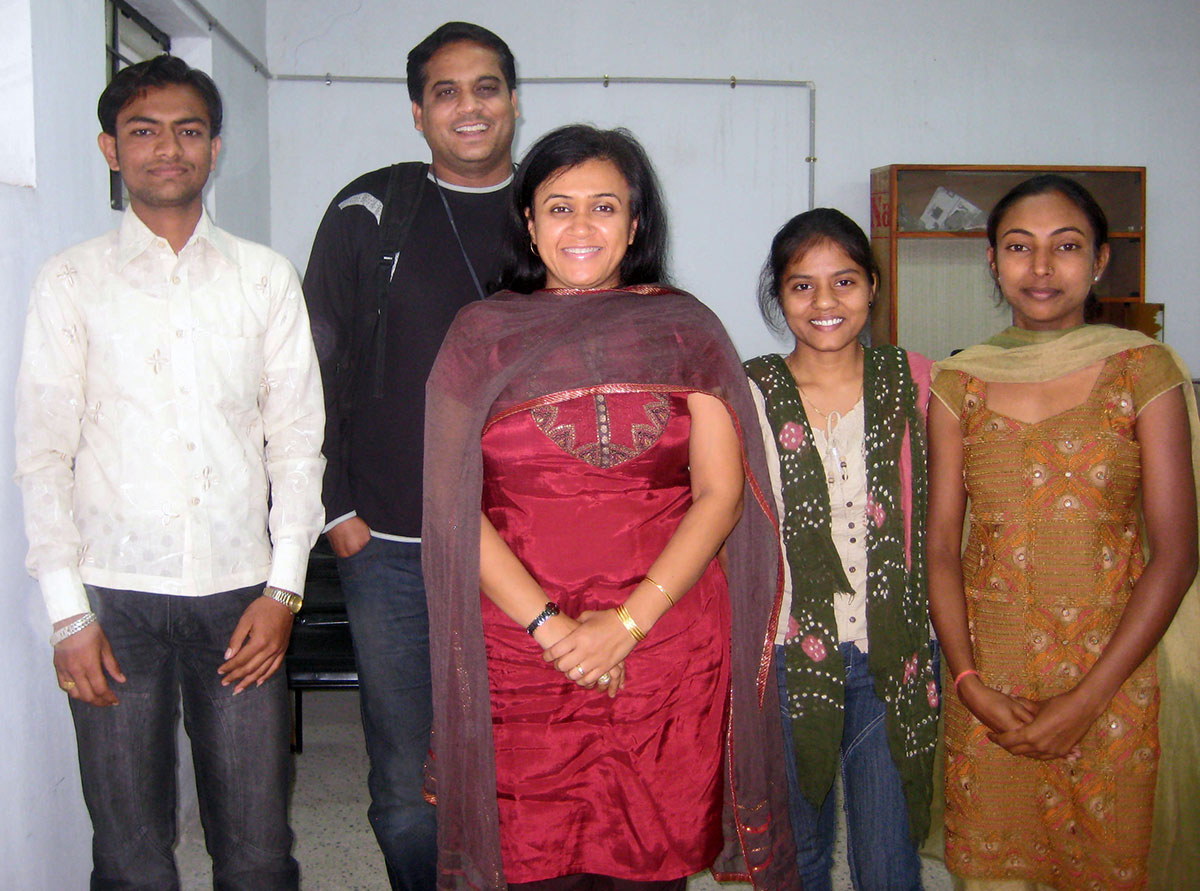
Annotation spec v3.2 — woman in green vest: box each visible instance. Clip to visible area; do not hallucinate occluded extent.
[745,208,939,891]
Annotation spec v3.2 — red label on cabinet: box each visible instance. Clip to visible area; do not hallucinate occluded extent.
[871,192,891,229]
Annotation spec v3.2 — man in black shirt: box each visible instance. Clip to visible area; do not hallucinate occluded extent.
[302,22,518,890]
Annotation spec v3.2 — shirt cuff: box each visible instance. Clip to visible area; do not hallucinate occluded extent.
[267,539,311,599]
[323,510,357,534]
[39,566,92,624]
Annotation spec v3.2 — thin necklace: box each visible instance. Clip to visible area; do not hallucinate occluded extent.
[790,366,863,485]
[794,381,860,419]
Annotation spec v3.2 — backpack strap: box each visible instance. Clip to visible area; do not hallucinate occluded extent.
[371,162,428,398]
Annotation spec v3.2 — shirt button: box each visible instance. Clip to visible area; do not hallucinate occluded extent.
[176,329,185,338]
[172,276,181,285]
[849,616,857,623]
[186,442,196,451]
[845,501,853,508]
[849,537,857,544]
[179,386,190,395]
[1065,471,1073,478]
[190,496,200,506]
[849,566,856,573]
[848,522,856,529]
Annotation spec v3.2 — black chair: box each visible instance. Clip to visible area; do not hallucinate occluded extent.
[285,537,358,753]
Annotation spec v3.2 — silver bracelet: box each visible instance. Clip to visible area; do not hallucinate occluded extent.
[50,612,97,646]
[526,602,560,635]
[263,586,304,615]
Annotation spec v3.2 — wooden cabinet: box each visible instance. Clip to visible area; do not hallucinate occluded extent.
[869,165,1150,359]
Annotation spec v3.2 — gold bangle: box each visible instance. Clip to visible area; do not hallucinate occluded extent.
[644,575,675,607]
[614,604,646,642]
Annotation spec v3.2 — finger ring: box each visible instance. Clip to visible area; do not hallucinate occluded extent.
[598,672,611,685]
[574,665,586,678]
[61,680,76,690]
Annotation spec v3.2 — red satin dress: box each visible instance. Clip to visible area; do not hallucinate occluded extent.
[480,388,731,883]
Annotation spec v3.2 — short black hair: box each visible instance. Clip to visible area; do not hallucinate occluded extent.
[496,125,671,294]
[406,22,517,104]
[98,54,223,136]
[986,174,1109,321]
[757,208,879,336]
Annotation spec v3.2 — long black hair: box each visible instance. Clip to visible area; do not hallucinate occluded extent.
[495,125,671,293]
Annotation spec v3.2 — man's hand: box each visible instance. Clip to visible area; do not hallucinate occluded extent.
[327,517,372,558]
[218,596,294,694]
[53,617,125,706]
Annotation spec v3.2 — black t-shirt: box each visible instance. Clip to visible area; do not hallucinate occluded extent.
[305,167,511,537]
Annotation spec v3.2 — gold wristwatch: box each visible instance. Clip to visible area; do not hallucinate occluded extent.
[263,586,303,614]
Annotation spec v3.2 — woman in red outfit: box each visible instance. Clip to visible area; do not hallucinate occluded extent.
[423,125,797,891]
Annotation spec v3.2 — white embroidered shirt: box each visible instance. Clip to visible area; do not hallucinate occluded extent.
[750,384,869,649]
[15,209,326,622]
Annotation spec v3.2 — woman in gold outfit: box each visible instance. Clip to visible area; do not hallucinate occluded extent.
[926,174,1200,891]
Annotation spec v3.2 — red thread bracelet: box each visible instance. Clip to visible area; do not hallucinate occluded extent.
[953,668,980,691]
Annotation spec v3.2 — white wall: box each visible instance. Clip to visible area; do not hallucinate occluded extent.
[0,4,112,884]
[0,3,269,886]
[266,0,1200,367]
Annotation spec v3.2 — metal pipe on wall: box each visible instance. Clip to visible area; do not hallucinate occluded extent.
[166,4,819,208]
[275,71,818,208]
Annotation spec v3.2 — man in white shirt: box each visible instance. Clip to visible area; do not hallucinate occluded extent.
[14,55,324,889]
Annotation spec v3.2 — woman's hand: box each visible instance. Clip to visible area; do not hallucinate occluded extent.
[530,612,579,652]
[957,674,1038,735]
[988,689,1095,760]
[543,609,636,696]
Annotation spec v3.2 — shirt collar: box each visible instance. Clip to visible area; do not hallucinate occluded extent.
[116,207,237,269]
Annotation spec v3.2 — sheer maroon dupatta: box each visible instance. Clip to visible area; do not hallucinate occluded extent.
[423,285,798,890]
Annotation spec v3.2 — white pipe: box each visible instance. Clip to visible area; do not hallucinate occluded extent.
[274,72,818,208]
[169,6,818,207]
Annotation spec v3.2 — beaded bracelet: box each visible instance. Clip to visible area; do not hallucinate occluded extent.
[614,604,646,642]
[526,602,560,635]
[49,612,97,647]
[644,575,675,607]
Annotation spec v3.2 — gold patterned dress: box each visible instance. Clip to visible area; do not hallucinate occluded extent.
[932,345,1185,891]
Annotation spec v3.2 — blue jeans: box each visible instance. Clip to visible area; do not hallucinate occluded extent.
[776,642,924,891]
[71,585,298,890]
[337,537,437,891]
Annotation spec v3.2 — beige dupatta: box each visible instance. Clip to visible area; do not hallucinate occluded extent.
[934,324,1200,891]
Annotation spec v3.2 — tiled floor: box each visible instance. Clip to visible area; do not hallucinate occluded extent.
[177,689,386,889]
[176,690,953,889]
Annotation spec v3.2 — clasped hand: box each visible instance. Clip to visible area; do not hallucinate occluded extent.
[959,677,1090,760]
[536,610,632,698]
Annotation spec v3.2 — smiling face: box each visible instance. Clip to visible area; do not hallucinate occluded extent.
[97,83,219,217]
[526,158,638,291]
[780,239,875,357]
[989,190,1111,331]
[411,40,518,187]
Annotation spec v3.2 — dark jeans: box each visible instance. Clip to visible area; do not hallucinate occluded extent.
[776,642,924,891]
[71,585,298,891]
[336,537,437,891]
